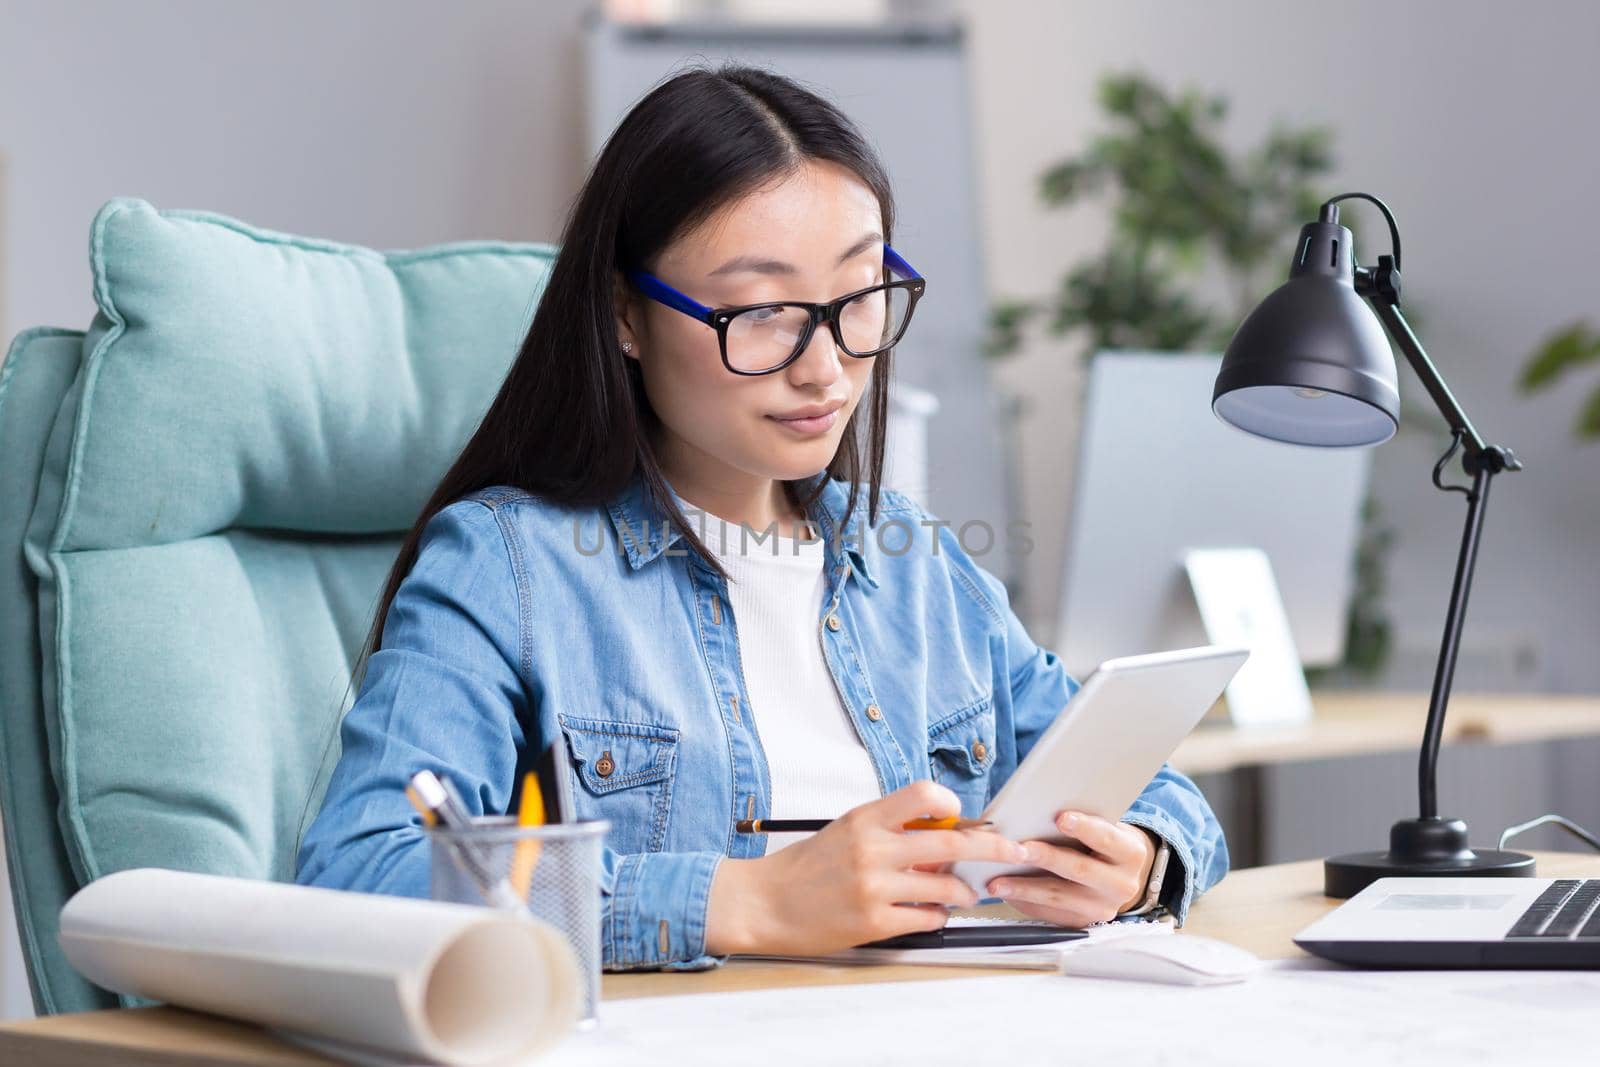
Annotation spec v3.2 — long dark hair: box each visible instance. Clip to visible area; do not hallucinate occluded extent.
[351,63,899,694]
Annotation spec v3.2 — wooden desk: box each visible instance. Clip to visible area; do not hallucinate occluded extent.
[1170,691,1600,868]
[1172,691,1600,776]
[3,851,1596,1066]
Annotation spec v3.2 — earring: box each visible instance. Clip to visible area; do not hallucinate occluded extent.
[621,341,634,354]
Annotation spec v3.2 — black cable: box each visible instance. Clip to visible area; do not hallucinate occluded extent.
[1430,429,1472,496]
[1323,191,1402,271]
[1499,814,1600,853]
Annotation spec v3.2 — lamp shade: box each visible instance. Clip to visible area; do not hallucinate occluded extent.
[1213,220,1400,447]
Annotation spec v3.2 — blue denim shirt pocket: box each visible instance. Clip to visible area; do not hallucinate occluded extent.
[925,692,998,820]
[557,714,680,854]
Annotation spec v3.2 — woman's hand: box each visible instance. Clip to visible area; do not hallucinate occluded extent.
[705,780,1030,957]
[984,810,1160,927]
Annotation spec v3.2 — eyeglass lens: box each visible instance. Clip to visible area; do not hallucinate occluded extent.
[724,284,913,373]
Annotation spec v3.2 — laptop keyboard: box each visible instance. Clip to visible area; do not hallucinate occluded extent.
[1505,880,1600,939]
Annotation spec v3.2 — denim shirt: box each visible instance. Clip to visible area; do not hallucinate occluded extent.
[294,470,1230,970]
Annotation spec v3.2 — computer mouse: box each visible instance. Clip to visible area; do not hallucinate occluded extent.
[1058,933,1261,986]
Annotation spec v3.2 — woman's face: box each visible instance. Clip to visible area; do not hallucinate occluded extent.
[618,159,885,488]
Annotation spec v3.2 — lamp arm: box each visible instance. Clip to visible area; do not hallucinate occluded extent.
[1358,293,1523,820]
[1337,189,1516,473]
[1369,300,1489,459]
[1413,460,1494,819]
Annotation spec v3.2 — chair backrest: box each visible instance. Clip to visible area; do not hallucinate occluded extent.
[0,198,556,1014]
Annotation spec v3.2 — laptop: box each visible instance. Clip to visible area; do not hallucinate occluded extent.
[1295,877,1600,968]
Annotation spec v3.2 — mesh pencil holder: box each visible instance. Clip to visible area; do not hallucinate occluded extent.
[426,816,611,1029]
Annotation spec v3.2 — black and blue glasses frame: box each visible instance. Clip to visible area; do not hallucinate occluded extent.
[625,245,928,376]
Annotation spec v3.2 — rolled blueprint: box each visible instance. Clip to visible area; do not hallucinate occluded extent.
[58,867,581,1066]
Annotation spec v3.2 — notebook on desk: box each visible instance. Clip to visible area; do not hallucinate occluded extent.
[1295,876,1600,968]
[732,914,1176,970]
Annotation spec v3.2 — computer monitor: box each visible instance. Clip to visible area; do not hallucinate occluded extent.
[1055,351,1371,680]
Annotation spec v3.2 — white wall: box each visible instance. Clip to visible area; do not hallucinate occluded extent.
[958,0,1600,694]
[0,0,591,335]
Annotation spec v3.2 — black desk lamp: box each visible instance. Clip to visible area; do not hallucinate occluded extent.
[1212,191,1536,898]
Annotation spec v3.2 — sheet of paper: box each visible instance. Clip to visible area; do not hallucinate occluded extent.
[540,960,1599,1066]
[58,867,580,1066]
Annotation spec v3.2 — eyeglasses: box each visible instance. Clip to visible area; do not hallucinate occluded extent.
[626,246,927,375]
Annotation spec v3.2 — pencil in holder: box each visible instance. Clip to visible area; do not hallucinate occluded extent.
[426,816,610,1029]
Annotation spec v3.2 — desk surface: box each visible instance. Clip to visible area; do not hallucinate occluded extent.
[1172,691,1600,775]
[3,850,1596,1066]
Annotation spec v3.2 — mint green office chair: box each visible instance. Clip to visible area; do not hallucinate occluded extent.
[0,198,555,1014]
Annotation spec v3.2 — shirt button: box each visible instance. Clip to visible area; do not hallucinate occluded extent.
[826,614,841,631]
[595,752,615,778]
[972,740,988,762]
[865,704,882,721]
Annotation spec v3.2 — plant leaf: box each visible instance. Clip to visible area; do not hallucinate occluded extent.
[1577,384,1600,439]
[985,301,1039,359]
[1040,159,1109,205]
[1519,322,1600,391]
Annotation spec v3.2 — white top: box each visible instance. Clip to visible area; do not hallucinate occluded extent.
[699,511,882,853]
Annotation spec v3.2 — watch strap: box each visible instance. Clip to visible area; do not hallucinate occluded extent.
[1119,834,1171,916]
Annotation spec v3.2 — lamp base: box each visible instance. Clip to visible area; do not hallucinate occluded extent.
[1323,816,1537,898]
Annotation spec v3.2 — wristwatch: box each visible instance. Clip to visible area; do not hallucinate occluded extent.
[1119,831,1172,916]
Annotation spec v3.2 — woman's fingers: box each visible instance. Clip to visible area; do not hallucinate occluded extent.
[984,874,1121,927]
[1012,838,1106,887]
[991,841,1140,917]
[1056,810,1143,864]
[1004,891,1117,928]
[883,868,981,908]
[827,794,1157,943]
[867,779,963,830]
[890,827,1028,868]
[880,901,953,935]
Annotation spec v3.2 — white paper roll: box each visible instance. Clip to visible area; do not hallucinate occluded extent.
[58,868,581,1066]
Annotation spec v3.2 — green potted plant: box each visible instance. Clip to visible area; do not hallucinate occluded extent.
[988,72,1397,678]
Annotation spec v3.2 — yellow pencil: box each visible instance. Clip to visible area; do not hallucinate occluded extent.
[899,816,994,831]
[510,771,545,898]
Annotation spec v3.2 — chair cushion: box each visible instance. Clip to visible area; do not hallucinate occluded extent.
[0,328,115,1014]
[19,198,556,961]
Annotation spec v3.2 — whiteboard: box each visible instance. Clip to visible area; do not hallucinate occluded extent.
[584,16,1014,584]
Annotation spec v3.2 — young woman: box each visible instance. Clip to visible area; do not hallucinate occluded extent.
[295,65,1229,970]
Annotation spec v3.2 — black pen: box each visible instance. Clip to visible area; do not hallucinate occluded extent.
[855,924,1088,950]
[736,816,994,834]
[536,739,576,825]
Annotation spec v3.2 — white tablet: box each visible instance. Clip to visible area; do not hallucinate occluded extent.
[950,644,1249,898]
